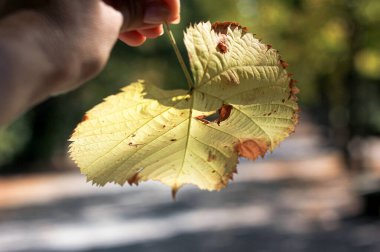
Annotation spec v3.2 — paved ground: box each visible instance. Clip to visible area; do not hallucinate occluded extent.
[0,122,379,252]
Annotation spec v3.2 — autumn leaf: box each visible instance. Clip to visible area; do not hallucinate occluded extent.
[69,22,299,195]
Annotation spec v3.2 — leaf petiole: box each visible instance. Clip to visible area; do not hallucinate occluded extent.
[164,22,194,90]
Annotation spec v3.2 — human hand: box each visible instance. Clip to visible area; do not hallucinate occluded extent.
[0,0,180,125]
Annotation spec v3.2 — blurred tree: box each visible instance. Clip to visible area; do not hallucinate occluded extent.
[236,0,380,165]
[0,117,30,168]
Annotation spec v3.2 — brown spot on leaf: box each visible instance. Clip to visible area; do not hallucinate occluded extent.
[289,79,300,95]
[225,172,235,181]
[217,40,228,53]
[215,170,238,190]
[127,173,140,186]
[217,104,233,125]
[285,111,300,135]
[207,151,217,162]
[211,21,248,35]
[128,142,141,148]
[292,111,300,124]
[81,115,89,122]
[170,139,177,142]
[234,139,268,160]
[216,180,228,189]
[288,88,299,101]
[232,166,238,174]
[282,99,286,103]
[162,125,166,128]
[280,59,289,69]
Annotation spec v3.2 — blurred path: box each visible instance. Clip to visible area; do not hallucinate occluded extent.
[0,119,380,252]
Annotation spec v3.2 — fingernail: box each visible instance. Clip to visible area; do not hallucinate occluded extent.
[157,26,165,36]
[171,16,180,24]
[144,5,170,24]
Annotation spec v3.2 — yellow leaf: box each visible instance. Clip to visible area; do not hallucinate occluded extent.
[69,22,299,194]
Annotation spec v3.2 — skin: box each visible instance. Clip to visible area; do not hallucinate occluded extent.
[0,0,180,126]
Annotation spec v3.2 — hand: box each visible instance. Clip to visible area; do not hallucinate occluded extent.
[0,0,180,126]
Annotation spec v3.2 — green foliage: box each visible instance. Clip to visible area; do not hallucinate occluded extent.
[0,118,30,168]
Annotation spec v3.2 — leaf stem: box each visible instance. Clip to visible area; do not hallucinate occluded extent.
[164,23,194,89]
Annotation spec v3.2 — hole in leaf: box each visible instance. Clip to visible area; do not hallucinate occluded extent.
[217,104,233,125]
[195,104,233,125]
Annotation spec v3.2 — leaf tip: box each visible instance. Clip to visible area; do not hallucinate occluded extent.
[266,44,273,52]
[127,172,141,186]
[171,186,180,201]
[280,59,289,69]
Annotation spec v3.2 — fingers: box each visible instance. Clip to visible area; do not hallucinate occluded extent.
[105,0,179,31]
[138,25,164,38]
[119,30,146,47]
[119,25,163,47]
[104,0,180,46]
[143,2,170,25]
[161,0,180,24]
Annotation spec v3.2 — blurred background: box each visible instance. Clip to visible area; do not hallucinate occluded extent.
[1,0,380,251]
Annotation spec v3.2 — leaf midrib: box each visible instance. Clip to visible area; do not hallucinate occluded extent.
[173,92,195,187]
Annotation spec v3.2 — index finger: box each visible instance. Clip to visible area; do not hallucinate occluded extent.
[162,0,180,24]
